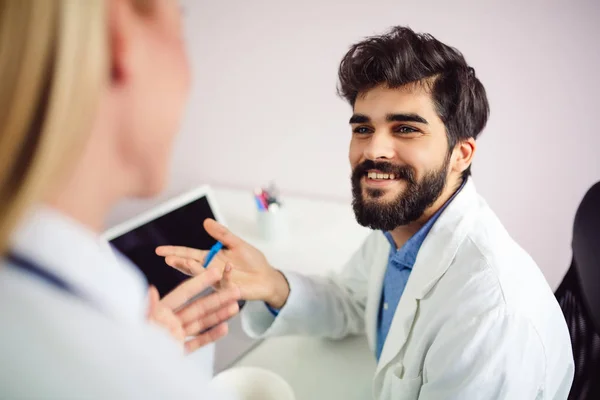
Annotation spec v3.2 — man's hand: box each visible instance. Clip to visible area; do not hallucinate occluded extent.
[146,262,241,354]
[155,218,290,309]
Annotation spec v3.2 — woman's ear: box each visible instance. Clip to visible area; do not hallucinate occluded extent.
[108,0,138,85]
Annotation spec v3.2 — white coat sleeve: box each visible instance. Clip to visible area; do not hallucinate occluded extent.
[241,232,380,339]
[418,308,547,400]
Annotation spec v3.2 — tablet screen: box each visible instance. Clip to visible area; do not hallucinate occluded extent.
[109,196,217,297]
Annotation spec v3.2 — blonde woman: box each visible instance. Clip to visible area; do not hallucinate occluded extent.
[0,0,240,397]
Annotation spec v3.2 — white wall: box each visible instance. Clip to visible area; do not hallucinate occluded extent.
[109,0,600,289]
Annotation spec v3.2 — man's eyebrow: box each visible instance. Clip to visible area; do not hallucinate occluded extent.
[386,113,429,125]
[349,114,370,124]
[349,113,429,125]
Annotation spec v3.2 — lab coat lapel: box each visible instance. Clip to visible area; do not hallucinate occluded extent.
[374,180,479,378]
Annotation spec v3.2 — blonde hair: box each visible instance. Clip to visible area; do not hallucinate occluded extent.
[0,0,109,255]
[0,0,152,255]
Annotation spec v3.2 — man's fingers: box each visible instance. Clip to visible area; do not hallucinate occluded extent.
[160,265,223,310]
[214,262,234,290]
[164,256,192,275]
[164,256,204,276]
[203,218,243,249]
[183,301,239,336]
[176,284,241,326]
[158,245,225,271]
[222,263,233,285]
[156,245,207,263]
[184,323,229,354]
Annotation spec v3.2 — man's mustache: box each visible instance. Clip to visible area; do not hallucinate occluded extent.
[352,160,416,184]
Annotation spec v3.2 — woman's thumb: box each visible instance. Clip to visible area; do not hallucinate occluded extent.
[147,285,160,318]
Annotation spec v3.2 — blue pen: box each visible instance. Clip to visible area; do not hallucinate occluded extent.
[201,240,247,312]
[203,241,223,268]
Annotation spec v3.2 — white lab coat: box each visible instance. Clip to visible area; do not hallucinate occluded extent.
[242,179,574,399]
[0,207,234,399]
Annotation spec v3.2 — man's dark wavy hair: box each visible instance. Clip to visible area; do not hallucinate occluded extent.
[338,26,490,179]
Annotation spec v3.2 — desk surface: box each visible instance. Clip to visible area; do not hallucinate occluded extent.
[235,335,376,400]
[213,187,376,400]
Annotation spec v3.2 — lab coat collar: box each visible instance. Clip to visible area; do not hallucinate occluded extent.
[9,206,149,323]
[374,178,480,378]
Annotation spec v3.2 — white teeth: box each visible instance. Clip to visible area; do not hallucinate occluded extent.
[366,171,396,180]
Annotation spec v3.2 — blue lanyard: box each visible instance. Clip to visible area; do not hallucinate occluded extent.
[6,252,246,314]
[5,252,89,303]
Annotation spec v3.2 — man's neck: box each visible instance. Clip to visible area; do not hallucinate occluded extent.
[388,177,463,249]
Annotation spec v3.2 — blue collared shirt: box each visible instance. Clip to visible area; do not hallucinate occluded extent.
[376,182,465,360]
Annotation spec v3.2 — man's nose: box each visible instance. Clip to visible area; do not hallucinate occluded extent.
[364,131,395,161]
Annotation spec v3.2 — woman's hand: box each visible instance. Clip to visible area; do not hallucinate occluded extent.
[146,262,241,353]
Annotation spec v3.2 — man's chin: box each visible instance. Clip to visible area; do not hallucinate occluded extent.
[363,187,404,202]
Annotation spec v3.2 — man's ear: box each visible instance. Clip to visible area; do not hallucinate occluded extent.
[451,138,476,175]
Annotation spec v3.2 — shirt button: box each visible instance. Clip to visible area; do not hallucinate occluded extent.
[383,303,389,310]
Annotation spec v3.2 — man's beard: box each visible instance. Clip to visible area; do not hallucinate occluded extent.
[351,157,449,231]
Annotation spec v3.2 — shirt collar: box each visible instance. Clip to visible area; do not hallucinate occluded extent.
[9,206,149,323]
[384,178,467,269]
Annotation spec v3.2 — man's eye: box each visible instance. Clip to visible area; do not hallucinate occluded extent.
[353,126,372,134]
[395,126,418,134]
